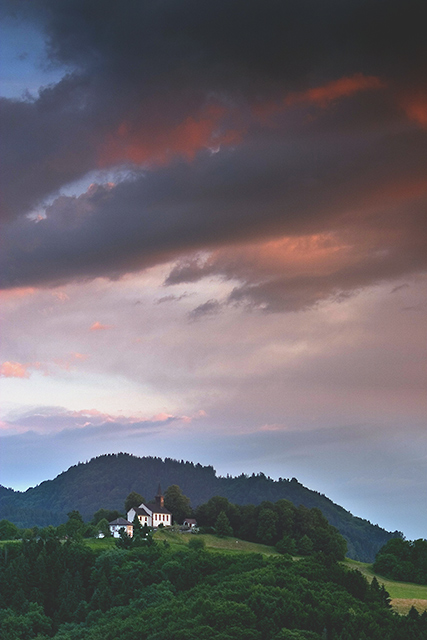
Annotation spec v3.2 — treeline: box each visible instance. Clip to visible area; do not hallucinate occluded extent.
[195,496,347,561]
[1,534,426,639]
[373,538,427,585]
[0,453,401,561]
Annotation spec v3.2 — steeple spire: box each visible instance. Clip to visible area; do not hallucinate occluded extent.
[155,483,164,508]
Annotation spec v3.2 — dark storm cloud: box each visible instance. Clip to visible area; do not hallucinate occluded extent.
[1,0,427,301]
[2,112,426,306]
[2,0,427,218]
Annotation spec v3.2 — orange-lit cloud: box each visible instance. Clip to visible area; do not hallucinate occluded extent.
[252,73,386,122]
[72,352,88,360]
[90,321,112,331]
[0,361,30,378]
[286,73,385,107]
[400,92,427,127]
[98,105,244,168]
[0,288,36,301]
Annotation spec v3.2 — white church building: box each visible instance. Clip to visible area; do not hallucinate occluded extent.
[127,484,172,528]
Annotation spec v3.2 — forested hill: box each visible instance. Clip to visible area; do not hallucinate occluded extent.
[0,452,400,561]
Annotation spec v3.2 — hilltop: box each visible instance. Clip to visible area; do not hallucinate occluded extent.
[0,452,401,561]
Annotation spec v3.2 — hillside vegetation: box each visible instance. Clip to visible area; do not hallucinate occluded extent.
[2,534,427,639]
[0,453,401,561]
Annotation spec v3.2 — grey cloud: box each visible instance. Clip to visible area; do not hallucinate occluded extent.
[2,118,427,294]
[4,405,177,435]
[188,299,221,321]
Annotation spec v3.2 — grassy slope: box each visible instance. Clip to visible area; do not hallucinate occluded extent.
[84,531,282,555]
[154,529,281,555]
[343,558,427,614]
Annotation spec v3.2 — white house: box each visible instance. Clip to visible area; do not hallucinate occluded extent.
[183,518,197,529]
[109,517,134,538]
[127,484,172,528]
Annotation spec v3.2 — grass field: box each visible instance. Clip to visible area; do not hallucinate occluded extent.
[342,558,427,614]
[154,529,281,555]
[84,530,281,556]
[84,537,116,551]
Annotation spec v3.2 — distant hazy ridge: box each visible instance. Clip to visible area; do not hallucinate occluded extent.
[0,453,401,561]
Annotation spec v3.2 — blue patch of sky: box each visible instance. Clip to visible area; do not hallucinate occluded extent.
[0,18,65,99]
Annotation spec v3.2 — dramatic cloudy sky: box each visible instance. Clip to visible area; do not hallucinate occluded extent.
[1,0,426,539]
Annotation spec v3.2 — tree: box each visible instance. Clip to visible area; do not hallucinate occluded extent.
[276,534,297,556]
[97,518,110,537]
[188,537,205,551]
[65,511,85,540]
[115,528,133,549]
[256,508,278,545]
[0,520,19,541]
[298,535,314,556]
[92,509,122,525]
[215,511,233,538]
[164,485,191,524]
[124,491,145,514]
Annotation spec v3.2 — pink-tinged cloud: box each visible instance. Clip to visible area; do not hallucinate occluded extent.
[0,361,30,378]
[52,291,69,302]
[53,352,89,371]
[285,73,386,108]
[259,423,282,432]
[98,105,244,169]
[0,287,36,301]
[90,321,112,331]
[152,412,175,422]
[400,92,427,127]
[251,73,385,122]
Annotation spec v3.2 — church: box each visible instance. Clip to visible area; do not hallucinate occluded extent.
[127,484,172,528]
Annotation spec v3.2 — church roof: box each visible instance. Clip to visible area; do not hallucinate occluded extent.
[144,502,171,515]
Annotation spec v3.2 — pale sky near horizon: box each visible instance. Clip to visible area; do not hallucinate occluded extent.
[1,0,426,540]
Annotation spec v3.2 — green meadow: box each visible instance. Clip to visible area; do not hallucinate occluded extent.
[154,528,282,555]
[343,558,427,614]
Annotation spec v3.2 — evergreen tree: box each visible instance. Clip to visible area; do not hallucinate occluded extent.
[215,510,233,538]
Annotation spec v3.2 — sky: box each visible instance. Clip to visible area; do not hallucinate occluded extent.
[0,0,426,540]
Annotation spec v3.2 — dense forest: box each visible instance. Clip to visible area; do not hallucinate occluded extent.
[373,538,427,585]
[1,532,426,640]
[194,496,347,560]
[0,453,401,561]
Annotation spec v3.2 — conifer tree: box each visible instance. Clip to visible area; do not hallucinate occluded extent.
[215,510,233,538]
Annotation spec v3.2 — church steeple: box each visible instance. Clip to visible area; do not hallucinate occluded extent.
[155,483,164,508]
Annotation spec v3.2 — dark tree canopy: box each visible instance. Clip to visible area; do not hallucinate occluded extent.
[164,485,191,524]
[0,530,425,640]
[124,492,145,514]
[215,510,233,538]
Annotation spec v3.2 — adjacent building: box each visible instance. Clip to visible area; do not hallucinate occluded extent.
[109,517,134,538]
